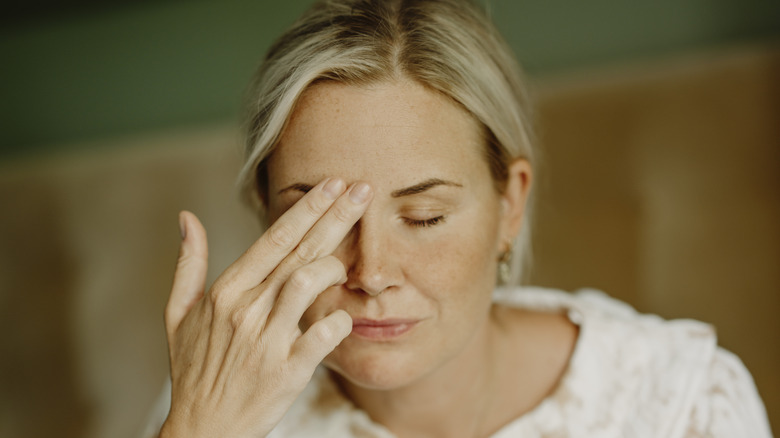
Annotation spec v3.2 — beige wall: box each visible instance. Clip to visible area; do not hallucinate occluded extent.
[1,44,777,437]
[529,44,779,430]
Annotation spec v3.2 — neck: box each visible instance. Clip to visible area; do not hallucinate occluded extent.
[333,308,506,438]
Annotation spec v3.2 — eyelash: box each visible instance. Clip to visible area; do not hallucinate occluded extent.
[403,216,446,228]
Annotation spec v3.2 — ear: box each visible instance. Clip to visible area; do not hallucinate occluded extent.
[499,159,533,244]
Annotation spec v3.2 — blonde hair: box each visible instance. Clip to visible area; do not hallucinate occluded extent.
[238,0,536,284]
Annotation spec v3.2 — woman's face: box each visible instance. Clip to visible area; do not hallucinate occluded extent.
[266,79,525,390]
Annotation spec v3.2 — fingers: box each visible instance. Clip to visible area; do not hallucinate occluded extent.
[292,309,352,368]
[166,211,209,336]
[264,256,347,341]
[215,178,348,292]
[268,182,372,287]
[216,179,372,294]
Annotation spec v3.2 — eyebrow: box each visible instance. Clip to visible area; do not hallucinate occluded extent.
[391,178,462,197]
[277,178,462,197]
[278,182,314,195]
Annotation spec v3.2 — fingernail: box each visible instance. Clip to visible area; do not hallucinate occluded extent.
[349,182,371,204]
[323,178,345,200]
[179,213,187,240]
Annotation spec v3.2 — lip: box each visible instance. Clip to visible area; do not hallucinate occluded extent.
[350,318,420,341]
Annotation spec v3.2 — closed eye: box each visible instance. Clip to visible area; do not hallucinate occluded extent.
[403,216,446,228]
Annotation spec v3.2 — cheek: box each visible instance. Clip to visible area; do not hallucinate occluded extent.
[299,207,502,326]
[398,216,503,317]
[425,224,500,310]
[428,201,503,283]
[425,234,490,282]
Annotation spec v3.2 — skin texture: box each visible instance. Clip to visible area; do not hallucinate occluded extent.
[162,79,577,438]
[162,180,375,438]
[267,79,517,391]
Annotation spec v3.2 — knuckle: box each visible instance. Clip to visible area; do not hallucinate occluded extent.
[208,287,230,311]
[330,202,354,224]
[312,323,336,345]
[209,276,229,294]
[293,240,322,265]
[288,268,315,292]
[301,195,323,218]
[175,250,190,267]
[176,251,204,272]
[208,288,222,306]
[266,223,296,251]
[229,306,250,329]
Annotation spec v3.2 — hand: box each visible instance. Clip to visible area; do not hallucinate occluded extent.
[160,178,372,438]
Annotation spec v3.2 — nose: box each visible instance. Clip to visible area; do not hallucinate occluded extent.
[341,219,401,296]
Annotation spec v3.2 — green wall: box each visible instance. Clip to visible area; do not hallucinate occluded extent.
[1,0,777,158]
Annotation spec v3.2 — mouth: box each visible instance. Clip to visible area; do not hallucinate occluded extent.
[350,318,420,341]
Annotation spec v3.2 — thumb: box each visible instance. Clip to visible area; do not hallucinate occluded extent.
[166,210,208,336]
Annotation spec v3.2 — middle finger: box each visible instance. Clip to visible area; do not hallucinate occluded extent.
[214,178,346,293]
[267,182,372,288]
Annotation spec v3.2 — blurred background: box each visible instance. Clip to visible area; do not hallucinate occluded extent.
[0,0,778,437]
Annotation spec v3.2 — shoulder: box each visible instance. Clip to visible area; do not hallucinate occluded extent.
[493,286,772,437]
[684,348,773,437]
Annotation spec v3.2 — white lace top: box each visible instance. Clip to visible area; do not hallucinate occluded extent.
[142,287,773,437]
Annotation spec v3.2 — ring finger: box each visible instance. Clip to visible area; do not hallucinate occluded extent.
[264,255,347,343]
[267,182,372,288]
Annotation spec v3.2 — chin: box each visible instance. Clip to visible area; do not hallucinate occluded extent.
[323,340,429,391]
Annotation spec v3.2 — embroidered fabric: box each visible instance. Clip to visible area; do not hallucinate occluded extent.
[142,287,773,438]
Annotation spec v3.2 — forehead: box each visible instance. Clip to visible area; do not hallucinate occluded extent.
[267,79,488,192]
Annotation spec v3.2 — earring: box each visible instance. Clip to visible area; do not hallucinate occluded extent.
[498,242,513,285]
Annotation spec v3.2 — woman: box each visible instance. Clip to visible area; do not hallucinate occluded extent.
[145,0,772,436]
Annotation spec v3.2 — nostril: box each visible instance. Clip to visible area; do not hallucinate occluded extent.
[345,265,388,297]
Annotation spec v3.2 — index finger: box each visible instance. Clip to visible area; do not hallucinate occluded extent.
[214,178,346,292]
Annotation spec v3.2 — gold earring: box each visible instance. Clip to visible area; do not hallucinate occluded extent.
[498,242,513,285]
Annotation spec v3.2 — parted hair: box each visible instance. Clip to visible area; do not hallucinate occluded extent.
[239,0,536,284]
